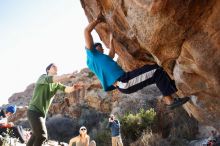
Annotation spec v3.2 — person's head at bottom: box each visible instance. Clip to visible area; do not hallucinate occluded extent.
[89,140,96,146]
[79,126,87,137]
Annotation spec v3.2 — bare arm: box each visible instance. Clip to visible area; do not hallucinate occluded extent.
[64,84,83,93]
[52,73,75,83]
[84,13,105,50]
[86,135,90,146]
[108,33,115,59]
[69,136,78,146]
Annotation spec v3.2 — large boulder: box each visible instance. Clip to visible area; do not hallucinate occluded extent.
[80,0,220,131]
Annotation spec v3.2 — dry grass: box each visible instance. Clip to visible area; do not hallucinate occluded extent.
[130,130,170,146]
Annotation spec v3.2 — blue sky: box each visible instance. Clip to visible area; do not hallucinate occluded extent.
[0,0,102,105]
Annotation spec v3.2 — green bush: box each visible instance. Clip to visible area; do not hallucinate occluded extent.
[87,72,95,78]
[120,108,156,142]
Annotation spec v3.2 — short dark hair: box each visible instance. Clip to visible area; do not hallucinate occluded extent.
[94,42,102,48]
[46,63,54,74]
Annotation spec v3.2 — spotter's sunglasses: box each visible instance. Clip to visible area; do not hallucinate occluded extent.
[80,128,87,131]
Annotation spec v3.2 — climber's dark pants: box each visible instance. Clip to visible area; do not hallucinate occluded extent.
[27,110,47,146]
[0,126,25,143]
[116,64,177,96]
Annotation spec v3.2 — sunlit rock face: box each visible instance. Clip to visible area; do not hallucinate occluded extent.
[8,83,35,106]
[80,0,220,130]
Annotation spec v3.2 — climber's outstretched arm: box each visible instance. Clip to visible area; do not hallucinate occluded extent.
[108,33,115,59]
[84,13,105,50]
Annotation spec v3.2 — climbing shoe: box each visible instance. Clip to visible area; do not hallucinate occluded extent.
[167,96,190,110]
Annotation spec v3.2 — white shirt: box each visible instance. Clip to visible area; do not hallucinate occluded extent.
[0,116,7,126]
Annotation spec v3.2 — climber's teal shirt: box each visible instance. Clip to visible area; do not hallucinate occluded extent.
[28,74,66,116]
[86,45,125,91]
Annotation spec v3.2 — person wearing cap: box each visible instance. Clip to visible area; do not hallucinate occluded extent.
[107,114,123,146]
[84,13,190,110]
[0,105,16,128]
[68,126,96,146]
[27,63,82,146]
[0,105,26,143]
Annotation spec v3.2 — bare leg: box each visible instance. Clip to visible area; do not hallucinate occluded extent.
[162,95,174,105]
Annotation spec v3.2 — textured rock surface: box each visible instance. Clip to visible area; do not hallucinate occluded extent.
[80,0,220,131]
[8,84,34,106]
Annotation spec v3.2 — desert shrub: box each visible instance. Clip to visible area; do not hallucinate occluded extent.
[0,128,19,146]
[120,108,156,143]
[87,72,95,78]
[130,130,170,146]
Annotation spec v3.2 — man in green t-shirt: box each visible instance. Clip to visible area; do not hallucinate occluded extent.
[27,63,81,146]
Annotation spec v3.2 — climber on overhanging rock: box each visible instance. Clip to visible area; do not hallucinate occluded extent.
[83,13,190,110]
